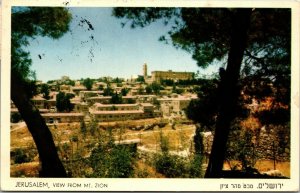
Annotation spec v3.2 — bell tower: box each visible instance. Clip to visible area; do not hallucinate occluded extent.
[143,63,147,79]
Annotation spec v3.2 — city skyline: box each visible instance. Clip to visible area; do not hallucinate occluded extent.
[25,7,220,82]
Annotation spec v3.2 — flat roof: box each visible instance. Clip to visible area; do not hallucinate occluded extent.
[42,113,84,117]
[31,95,46,101]
[87,96,111,100]
[123,96,137,99]
[79,90,103,93]
[91,110,143,115]
[94,103,138,107]
[158,98,191,101]
[140,103,153,107]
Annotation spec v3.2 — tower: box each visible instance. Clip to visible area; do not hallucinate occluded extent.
[143,63,147,79]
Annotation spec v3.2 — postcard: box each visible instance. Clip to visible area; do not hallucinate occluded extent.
[1,0,299,191]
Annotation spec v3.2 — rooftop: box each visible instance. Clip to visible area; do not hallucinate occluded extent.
[90,110,143,115]
[93,103,138,107]
[42,113,84,117]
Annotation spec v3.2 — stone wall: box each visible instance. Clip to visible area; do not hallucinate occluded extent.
[201,125,290,162]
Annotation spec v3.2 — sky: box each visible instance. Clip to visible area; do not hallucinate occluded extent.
[26,7,220,82]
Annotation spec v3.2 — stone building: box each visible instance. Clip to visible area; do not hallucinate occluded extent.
[89,103,161,122]
[143,63,147,79]
[86,96,111,105]
[122,96,137,104]
[79,90,103,102]
[136,95,158,104]
[71,85,87,95]
[151,70,194,83]
[60,84,71,93]
[31,95,47,109]
[91,103,139,111]
[90,110,144,122]
[42,113,84,123]
[158,96,192,117]
[73,102,89,114]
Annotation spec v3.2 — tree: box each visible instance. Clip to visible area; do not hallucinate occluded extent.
[56,92,74,112]
[98,84,104,91]
[161,79,174,86]
[11,7,72,177]
[40,84,50,100]
[89,118,98,137]
[136,76,145,83]
[151,82,163,95]
[103,84,114,96]
[110,92,123,104]
[121,87,129,96]
[113,8,290,177]
[80,120,87,137]
[89,143,136,178]
[83,78,93,90]
[145,85,153,94]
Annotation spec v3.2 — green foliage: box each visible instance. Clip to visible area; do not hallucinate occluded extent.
[189,154,203,178]
[193,125,204,155]
[137,86,144,95]
[154,129,203,178]
[70,135,78,143]
[83,78,93,90]
[110,92,123,104]
[226,128,256,170]
[154,152,203,178]
[80,121,87,136]
[103,85,114,96]
[114,8,291,127]
[11,113,22,123]
[185,78,219,130]
[112,77,123,83]
[13,148,31,164]
[150,82,163,95]
[154,153,188,177]
[89,143,136,178]
[159,129,169,153]
[127,98,135,104]
[161,79,174,86]
[121,87,129,96]
[89,119,97,136]
[172,85,184,94]
[145,85,153,94]
[98,84,104,91]
[56,92,74,112]
[136,76,145,83]
[40,84,50,100]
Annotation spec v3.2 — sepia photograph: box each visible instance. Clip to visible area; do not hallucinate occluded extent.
[1,0,299,191]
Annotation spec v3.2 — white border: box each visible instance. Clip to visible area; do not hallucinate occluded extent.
[1,0,299,191]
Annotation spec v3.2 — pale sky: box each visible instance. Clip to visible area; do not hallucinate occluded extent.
[25,7,220,82]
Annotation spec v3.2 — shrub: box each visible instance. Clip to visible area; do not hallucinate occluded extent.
[13,148,31,164]
[89,143,136,178]
[154,153,189,178]
[154,127,203,178]
[80,121,87,136]
[189,154,203,178]
[11,113,22,123]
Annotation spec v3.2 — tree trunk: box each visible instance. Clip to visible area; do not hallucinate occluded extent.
[11,74,67,177]
[205,9,252,178]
